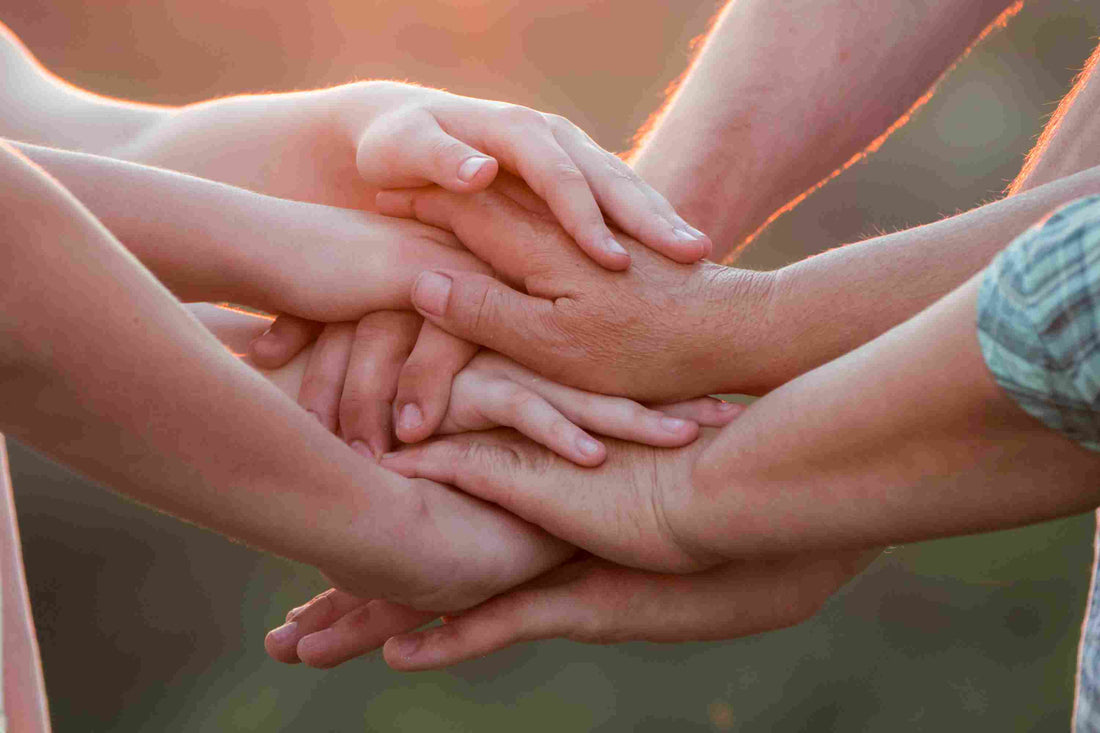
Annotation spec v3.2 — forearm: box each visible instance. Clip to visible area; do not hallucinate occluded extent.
[9,141,284,305]
[735,165,1100,392]
[0,144,413,577]
[1011,45,1100,194]
[681,274,1100,560]
[112,88,365,207]
[630,0,1020,256]
[0,23,169,154]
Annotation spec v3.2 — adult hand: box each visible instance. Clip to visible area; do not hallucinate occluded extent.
[243,309,740,463]
[267,550,876,670]
[377,178,778,401]
[381,429,723,573]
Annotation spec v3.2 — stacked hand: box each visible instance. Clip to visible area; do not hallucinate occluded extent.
[230,168,869,671]
[127,81,713,456]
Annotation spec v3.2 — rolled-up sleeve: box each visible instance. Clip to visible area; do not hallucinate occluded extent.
[977,194,1100,453]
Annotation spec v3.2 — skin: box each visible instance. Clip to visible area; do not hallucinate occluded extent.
[273,7,1100,665]
[185,303,740,668]
[0,19,708,466]
[629,0,1022,257]
[0,438,51,733]
[189,304,736,466]
[371,271,1100,669]
[379,166,1100,401]
[0,141,574,615]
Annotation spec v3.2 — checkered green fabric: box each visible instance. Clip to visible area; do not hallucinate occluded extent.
[977,194,1100,453]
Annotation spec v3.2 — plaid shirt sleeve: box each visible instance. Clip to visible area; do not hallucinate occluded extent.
[976,194,1100,453]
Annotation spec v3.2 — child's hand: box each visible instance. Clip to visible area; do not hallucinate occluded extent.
[336,82,712,269]
[254,310,742,464]
[127,81,710,269]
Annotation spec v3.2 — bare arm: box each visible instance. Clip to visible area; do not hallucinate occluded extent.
[6,140,486,317]
[629,0,1021,257]
[0,142,567,612]
[0,23,168,154]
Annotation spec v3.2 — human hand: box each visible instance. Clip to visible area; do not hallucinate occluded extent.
[376,178,778,401]
[248,310,740,463]
[266,550,876,670]
[126,80,709,268]
[381,428,728,573]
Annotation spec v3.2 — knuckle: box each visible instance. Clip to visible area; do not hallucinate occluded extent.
[499,104,548,130]
[549,162,587,187]
[543,112,574,132]
[428,136,472,169]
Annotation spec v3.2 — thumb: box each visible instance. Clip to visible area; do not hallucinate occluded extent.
[410,270,568,372]
[357,111,499,192]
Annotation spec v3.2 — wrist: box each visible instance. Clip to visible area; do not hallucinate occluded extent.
[689,265,786,396]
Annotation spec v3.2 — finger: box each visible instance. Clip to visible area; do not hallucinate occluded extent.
[500,371,702,448]
[409,270,572,377]
[296,601,437,669]
[339,312,420,458]
[445,106,631,269]
[551,122,711,262]
[248,315,324,369]
[383,551,873,670]
[393,323,478,444]
[487,170,554,216]
[383,558,610,670]
[357,109,500,192]
[297,323,356,433]
[471,380,607,466]
[650,397,746,427]
[265,588,370,664]
[377,186,583,287]
[381,431,573,539]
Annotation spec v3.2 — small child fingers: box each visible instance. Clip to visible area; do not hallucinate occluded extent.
[297,323,356,433]
[339,312,420,458]
[248,314,324,369]
[649,396,746,427]
[474,380,606,466]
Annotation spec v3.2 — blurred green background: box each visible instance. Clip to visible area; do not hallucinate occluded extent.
[4,0,1100,730]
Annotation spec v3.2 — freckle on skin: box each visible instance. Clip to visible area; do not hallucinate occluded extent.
[839,50,850,63]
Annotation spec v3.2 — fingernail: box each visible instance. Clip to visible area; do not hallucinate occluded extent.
[368,436,390,460]
[576,434,602,456]
[604,236,628,257]
[249,327,273,346]
[267,621,299,646]
[391,634,422,659]
[457,156,492,183]
[660,416,688,432]
[716,401,738,411]
[380,451,400,461]
[412,271,452,317]
[399,403,423,432]
[350,440,375,460]
[686,224,708,239]
[673,226,702,242]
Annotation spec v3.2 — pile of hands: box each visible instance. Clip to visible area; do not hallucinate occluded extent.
[143,81,871,672]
